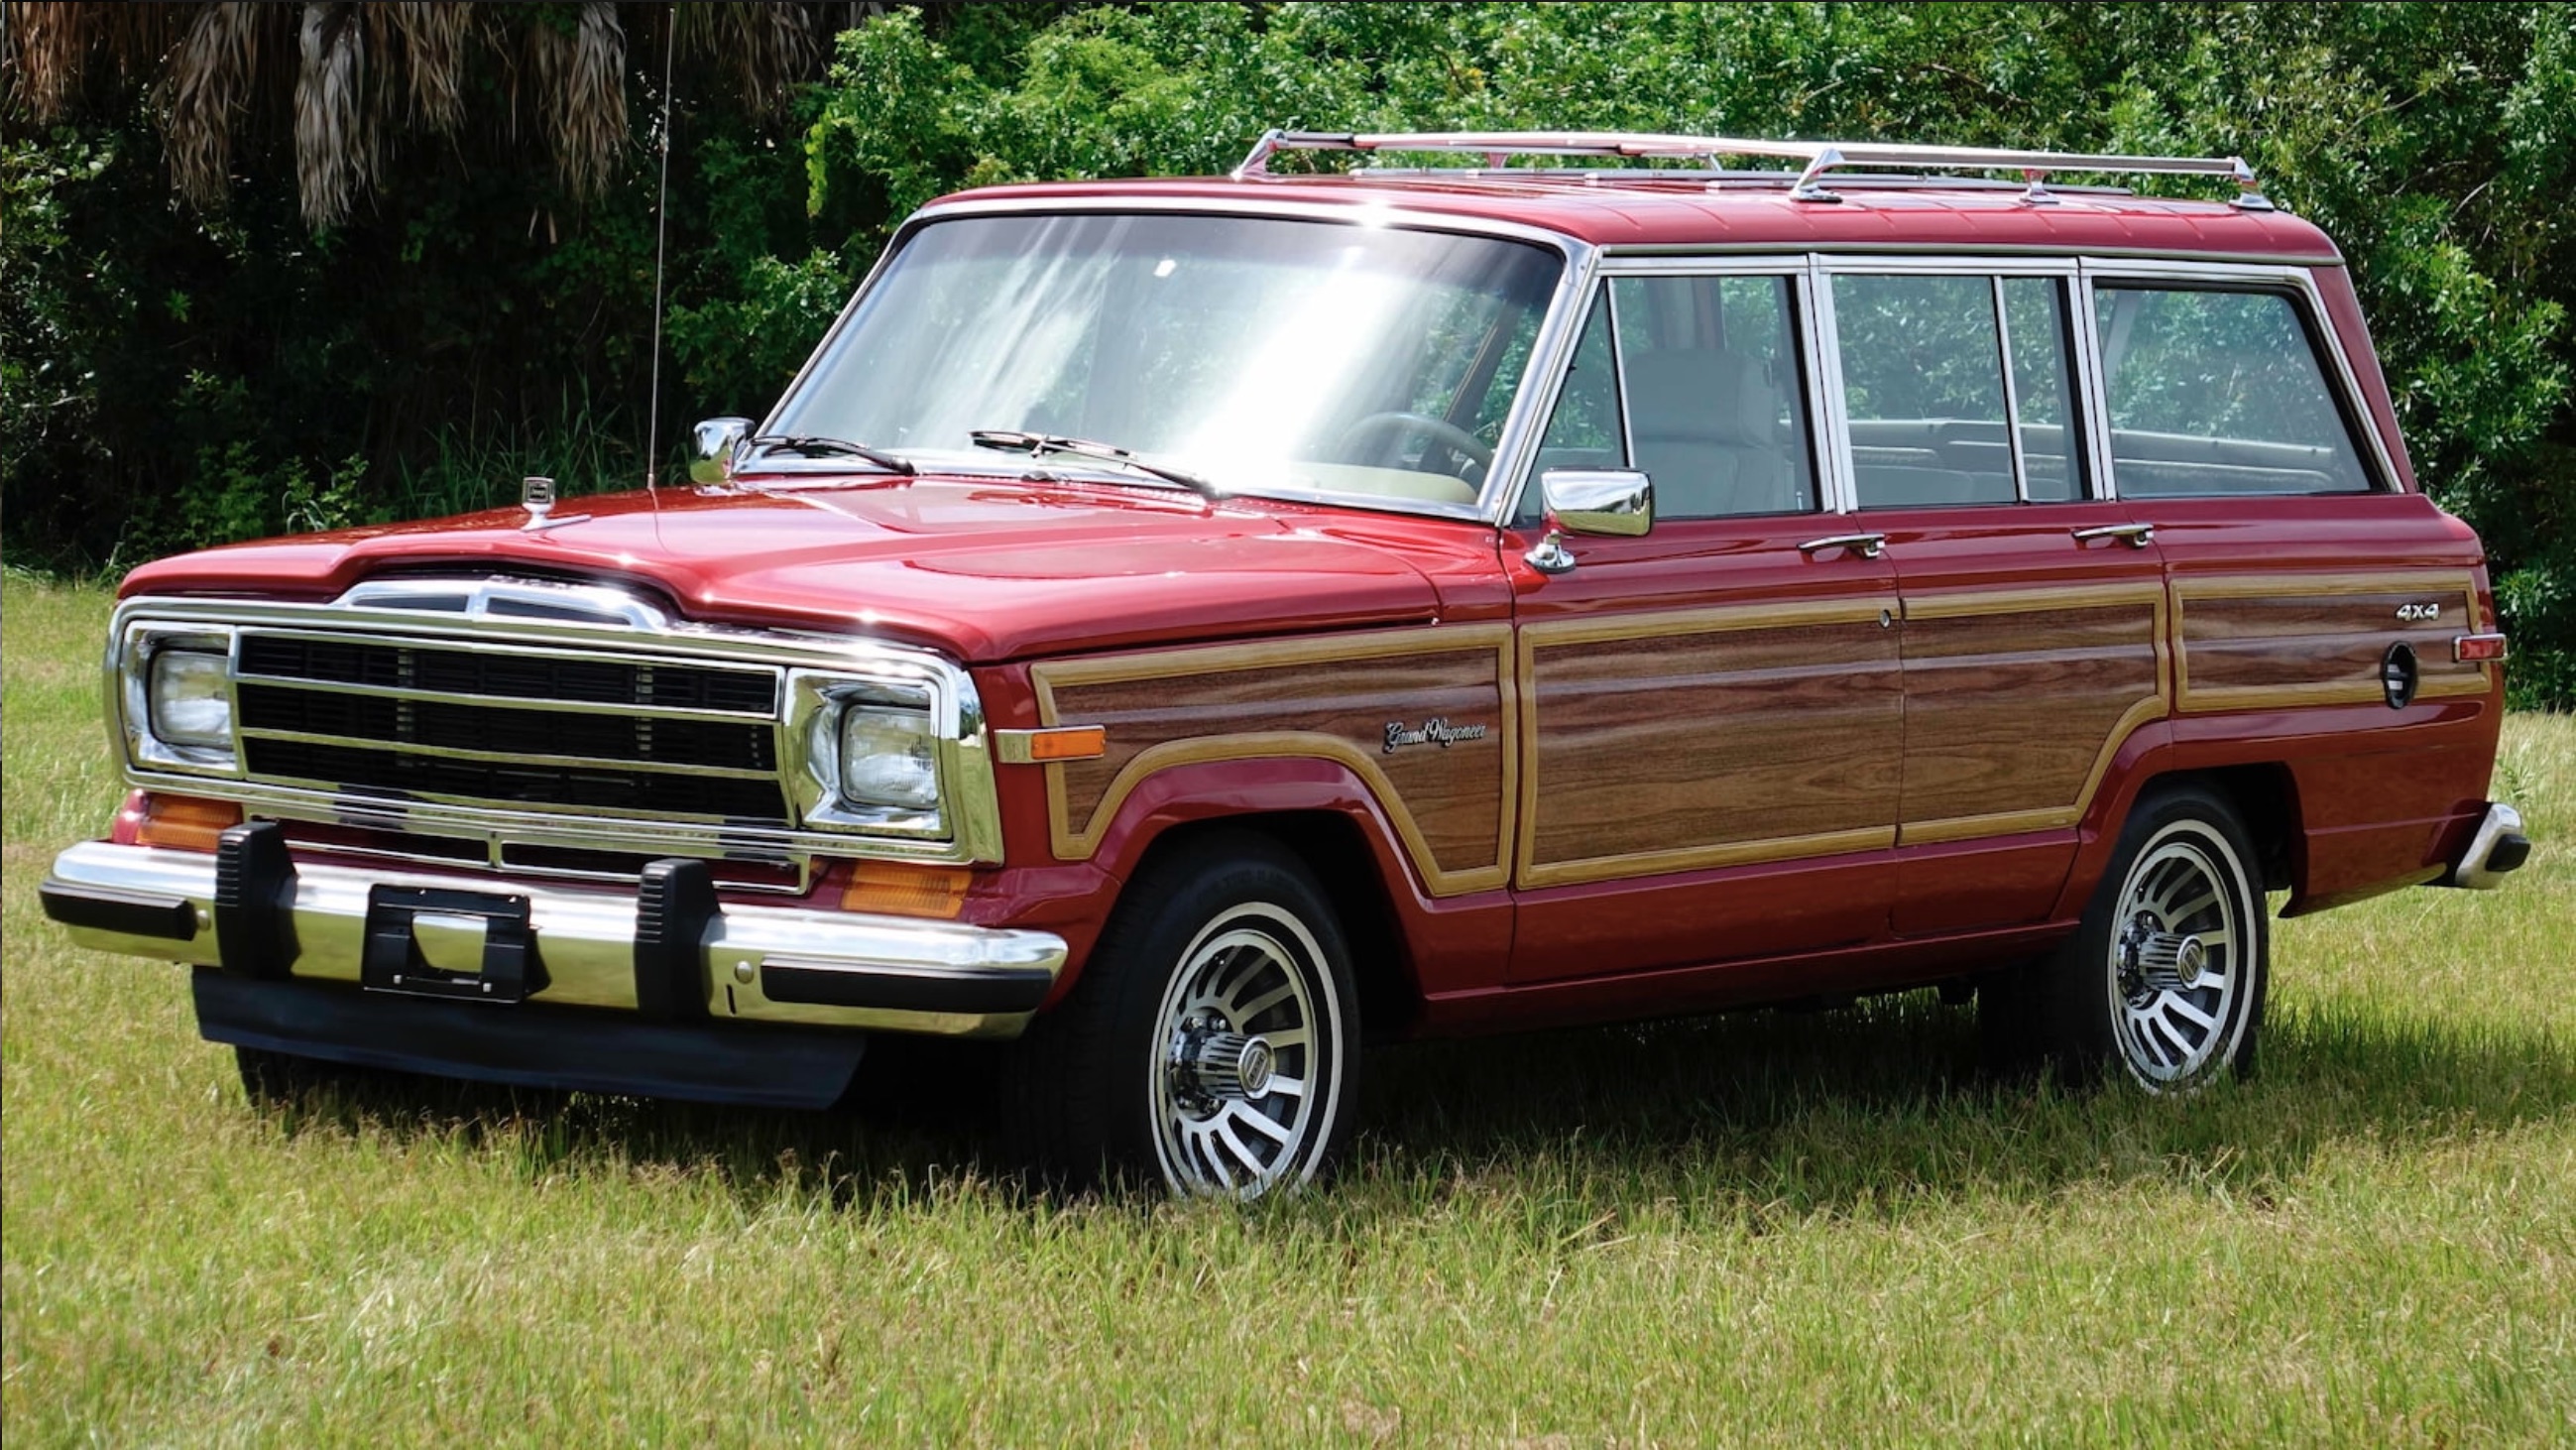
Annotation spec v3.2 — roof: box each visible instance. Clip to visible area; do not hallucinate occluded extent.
[928,174,2345,265]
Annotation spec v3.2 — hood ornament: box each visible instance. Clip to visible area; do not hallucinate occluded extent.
[520,475,588,533]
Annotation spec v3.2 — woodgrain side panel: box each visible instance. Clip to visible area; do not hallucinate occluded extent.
[1897,586,2166,843]
[1520,601,1904,888]
[2174,571,2489,713]
[1032,627,1514,894]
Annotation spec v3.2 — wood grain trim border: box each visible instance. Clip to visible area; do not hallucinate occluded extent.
[1897,580,2170,845]
[1028,625,1517,897]
[1519,596,1898,651]
[1517,826,1899,891]
[1513,595,1900,889]
[2170,569,2490,714]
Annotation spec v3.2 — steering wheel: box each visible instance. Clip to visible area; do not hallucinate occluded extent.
[1335,412,1496,481]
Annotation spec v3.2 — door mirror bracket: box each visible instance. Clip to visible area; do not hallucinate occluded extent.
[1526,468,1654,572]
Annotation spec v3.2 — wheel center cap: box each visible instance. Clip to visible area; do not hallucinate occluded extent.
[2174,937,2207,987]
[1175,1027,1277,1102]
[1235,1036,1276,1098]
[2134,929,2209,991]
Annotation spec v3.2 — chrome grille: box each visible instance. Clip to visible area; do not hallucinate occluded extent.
[111,579,1006,876]
[232,629,791,825]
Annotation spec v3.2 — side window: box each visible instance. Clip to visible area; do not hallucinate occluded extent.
[2003,277,2087,502]
[1833,273,2094,509]
[1609,275,1818,519]
[2092,286,2376,497]
[1834,274,2018,508]
[1532,292,1623,475]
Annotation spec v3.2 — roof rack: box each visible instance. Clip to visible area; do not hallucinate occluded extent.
[1230,130,2272,210]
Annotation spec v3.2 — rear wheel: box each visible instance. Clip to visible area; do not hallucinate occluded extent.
[1004,834,1360,1197]
[1993,784,2270,1090]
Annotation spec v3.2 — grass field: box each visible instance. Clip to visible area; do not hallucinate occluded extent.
[4,571,2570,1445]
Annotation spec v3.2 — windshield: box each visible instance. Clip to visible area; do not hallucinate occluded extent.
[767,213,1565,507]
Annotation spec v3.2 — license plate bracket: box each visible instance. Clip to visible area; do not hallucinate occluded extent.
[360,885,540,1005]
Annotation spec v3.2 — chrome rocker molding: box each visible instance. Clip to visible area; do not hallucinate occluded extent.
[2445,801,2531,891]
[43,836,1068,1039]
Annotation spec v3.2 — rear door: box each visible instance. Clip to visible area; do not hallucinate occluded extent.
[2085,264,2499,904]
[1505,263,1904,983]
[1815,260,2169,935]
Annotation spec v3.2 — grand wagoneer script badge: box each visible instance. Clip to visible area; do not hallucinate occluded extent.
[1383,717,1489,754]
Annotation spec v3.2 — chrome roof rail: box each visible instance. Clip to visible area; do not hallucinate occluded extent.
[1231,130,2274,210]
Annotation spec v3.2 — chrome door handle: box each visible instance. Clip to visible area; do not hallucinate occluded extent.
[2072,523,2156,548]
[1799,532,1887,559]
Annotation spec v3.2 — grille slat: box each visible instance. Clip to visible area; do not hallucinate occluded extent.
[237,684,776,773]
[239,635,778,713]
[232,631,792,824]
[246,738,789,822]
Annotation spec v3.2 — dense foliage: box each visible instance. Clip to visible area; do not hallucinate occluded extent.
[6,3,2572,701]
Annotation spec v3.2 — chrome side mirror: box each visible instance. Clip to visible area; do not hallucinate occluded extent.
[1526,468,1653,574]
[688,417,754,485]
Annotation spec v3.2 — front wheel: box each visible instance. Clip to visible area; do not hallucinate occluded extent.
[1003,834,1361,1197]
[1994,784,2270,1090]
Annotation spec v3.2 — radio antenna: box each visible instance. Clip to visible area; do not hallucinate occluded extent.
[644,11,677,495]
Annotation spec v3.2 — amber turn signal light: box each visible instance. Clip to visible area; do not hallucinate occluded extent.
[2453,633,2509,664]
[839,861,973,918]
[131,793,243,853]
[995,726,1108,764]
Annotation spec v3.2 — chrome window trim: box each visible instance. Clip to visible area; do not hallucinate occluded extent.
[1808,256,1858,516]
[761,193,1600,530]
[1603,241,2344,268]
[1991,276,2033,504]
[2075,257,2401,496]
[106,585,1005,870]
[1505,255,1832,527]
[2068,266,2120,502]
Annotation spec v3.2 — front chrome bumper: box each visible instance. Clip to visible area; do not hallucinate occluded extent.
[41,836,1067,1038]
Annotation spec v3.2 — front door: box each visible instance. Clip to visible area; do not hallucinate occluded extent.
[1506,269,1904,984]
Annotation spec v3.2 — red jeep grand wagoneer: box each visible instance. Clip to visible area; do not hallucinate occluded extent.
[44,133,2530,1196]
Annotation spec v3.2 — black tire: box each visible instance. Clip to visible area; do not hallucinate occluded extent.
[1988,783,2270,1090]
[1001,832,1362,1197]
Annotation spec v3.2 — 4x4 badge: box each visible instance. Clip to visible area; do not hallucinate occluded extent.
[1383,717,1488,754]
[2397,601,2439,622]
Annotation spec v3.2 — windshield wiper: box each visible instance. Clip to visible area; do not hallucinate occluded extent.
[969,428,1221,499]
[745,433,916,476]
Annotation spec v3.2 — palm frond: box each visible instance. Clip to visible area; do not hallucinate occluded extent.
[293,0,373,228]
[386,0,469,133]
[163,2,280,213]
[525,0,627,199]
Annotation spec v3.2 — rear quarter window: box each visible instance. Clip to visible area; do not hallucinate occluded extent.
[2091,286,2377,498]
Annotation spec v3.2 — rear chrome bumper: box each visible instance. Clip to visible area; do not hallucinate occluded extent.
[40,835,1068,1038]
[2445,801,2531,890]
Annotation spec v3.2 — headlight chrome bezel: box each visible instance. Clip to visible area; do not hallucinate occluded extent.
[119,624,242,776]
[783,668,970,838]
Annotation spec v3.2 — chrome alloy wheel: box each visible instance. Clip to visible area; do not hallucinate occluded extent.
[1147,905,1343,1197]
[2105,821,2254,1089]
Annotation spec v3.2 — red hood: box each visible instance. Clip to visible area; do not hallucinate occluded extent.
[116,476,1472,661]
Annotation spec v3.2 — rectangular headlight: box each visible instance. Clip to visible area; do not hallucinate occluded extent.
[122,627,239,774]
[797,676,947,831]
[149,648,233,747]
[838,702,941,810]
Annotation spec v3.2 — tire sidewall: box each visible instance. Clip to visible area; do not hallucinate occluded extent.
[1089,843,1362,1195]
[2066,786,2271,1090]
